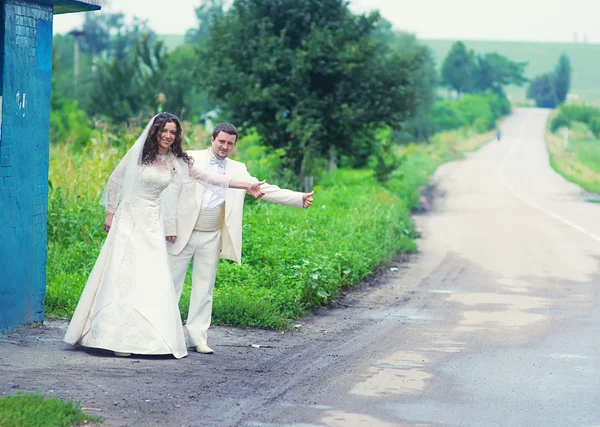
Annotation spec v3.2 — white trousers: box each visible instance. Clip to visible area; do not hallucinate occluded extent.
[169,229,221,347]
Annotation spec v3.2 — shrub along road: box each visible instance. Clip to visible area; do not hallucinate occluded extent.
[1,109,599,426]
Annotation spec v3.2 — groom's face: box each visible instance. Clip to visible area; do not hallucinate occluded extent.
[210,131,237,160]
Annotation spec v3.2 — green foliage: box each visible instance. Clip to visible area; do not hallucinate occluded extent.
[424,40,600,103]
[51,34,95,105]
[370,127,403,183]
[89,34,168,122]
[184,0,225,45]
[53,11,212,123]
[527,53,572,108]
[0,391,102,427]
[197,0,428,173]
[80,11,127,55]
[387,32,438,142]
[49,99,93,149]
[162,45,210,119]
[473,52,528,94]
[550,103,600,137]
[441,41,476,95]
[441,41,527,97]
[553,53,571,104]
[422,92,510,136]
[231,130,296,185]
[527,73,557,108]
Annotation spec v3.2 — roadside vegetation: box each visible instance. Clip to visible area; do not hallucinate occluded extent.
[546,104,600,194]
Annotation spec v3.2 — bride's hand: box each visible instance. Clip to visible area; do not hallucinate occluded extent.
[247,180,265,199]
[104,212,115,233]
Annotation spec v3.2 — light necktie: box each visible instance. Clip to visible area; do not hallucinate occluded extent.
[209,155,226,169]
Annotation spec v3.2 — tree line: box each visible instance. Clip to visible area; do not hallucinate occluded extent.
[52,0,563,178]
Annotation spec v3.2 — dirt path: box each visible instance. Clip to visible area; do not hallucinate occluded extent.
[0,254,429,426]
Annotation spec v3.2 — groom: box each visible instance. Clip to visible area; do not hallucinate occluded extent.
[162,123,314,353]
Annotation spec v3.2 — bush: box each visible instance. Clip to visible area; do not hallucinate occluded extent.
[551,112,570,132]
[551,103,600,137]
[422,93,509,137]
[591,117,600,138]
[49,99,93,150]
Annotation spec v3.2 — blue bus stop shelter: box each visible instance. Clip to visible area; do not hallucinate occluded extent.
[0,0,101,332]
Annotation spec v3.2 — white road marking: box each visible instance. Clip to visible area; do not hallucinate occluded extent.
[499,110,600,246]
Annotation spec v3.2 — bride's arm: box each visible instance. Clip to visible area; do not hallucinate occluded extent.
[102,151,135,232]
[187,161,265,198]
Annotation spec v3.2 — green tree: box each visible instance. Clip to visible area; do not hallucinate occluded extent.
[89,34,168,122]
[441,41,476,96]
[198,0,426,174]
[473,52,527,95]
[80,12,125,55]
[553,53,571,104]
[184,0,225,45]
[526,73,557,108]
[161,45,211,120]
[385,32,437,142]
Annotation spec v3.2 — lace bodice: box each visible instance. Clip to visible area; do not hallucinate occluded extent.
[104,152,231,213]
[133,156,174,202]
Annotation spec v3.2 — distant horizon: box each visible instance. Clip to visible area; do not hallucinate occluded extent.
[153,33,600,46]
[53,0,600,44]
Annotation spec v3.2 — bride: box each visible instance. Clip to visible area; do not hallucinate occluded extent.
[64,113,264,358]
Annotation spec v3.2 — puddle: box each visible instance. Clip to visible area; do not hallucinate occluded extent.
[351,351,432,397]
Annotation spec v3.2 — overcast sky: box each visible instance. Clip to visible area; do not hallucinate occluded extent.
[53,0,600,43]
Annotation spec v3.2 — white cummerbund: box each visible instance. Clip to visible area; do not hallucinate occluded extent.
[193,206,224,231]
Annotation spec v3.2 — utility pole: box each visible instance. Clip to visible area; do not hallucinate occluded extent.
[68,29,85,99]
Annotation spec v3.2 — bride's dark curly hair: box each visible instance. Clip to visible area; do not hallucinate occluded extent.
[141,112,193,165]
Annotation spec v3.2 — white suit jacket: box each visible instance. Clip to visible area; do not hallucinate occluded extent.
[161,149,304,264]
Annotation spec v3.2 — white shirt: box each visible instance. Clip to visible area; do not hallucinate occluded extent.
[200,150,227,209]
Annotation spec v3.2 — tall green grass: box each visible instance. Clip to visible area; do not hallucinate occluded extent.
[545,108,600,194]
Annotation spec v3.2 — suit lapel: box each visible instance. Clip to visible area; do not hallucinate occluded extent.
[195,150,209,205]
[225,160,236,220]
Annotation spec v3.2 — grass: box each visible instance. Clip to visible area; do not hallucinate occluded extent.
[0,391,102,427]
[423,39,600,104]
[545,111,600,194]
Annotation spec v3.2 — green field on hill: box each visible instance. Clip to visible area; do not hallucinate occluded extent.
[423,39,600,104]
[158,34,600,104]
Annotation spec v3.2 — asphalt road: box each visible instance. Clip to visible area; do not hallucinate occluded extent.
[1,108,599,427]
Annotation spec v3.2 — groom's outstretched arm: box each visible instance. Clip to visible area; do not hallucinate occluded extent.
[243,165,314,209]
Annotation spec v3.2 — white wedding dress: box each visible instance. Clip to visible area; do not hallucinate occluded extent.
[64,154,229,358]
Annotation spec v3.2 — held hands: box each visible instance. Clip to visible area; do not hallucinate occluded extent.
[103,212,115,232]
[247,180,266,199]
[302,191,314,208]
[166,236,177,243]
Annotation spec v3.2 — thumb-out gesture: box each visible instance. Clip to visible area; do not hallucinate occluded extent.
[302,191,314,209]
[248,180,266,199]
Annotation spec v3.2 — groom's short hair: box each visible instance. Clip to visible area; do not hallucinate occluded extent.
[212,123,238,142]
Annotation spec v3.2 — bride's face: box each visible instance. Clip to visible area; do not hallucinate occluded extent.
[157,122,177,154]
